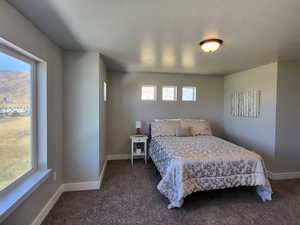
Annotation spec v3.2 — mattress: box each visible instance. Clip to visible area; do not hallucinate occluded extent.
[149,136,272,208]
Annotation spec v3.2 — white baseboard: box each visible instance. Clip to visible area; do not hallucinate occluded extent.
[30,162,110,225]
[63,161,108,192]
[107,154,130,160]
[268,171,300,180]
[31,174,107,225]
[63,181,101,192]
[99,160,107,189]
[31,185,64,225]
[29,162,300,225]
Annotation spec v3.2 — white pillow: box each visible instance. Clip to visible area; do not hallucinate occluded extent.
[181,119,212,136]
[151,120,181,137]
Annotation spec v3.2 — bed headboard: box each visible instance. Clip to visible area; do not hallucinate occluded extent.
[148,123,152,140]
[142,121,152,140]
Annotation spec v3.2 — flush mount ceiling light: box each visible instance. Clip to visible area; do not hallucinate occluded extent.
[199,39,223,53]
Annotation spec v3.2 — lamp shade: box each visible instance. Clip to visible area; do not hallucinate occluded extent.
[135,121,142,129]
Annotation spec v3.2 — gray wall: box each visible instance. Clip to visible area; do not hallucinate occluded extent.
[1,1,63,225]
[224,63,278,169]
[274,61,300,172]
[63,51,107,183]
[99,55,108,170]
[107,72,224,156]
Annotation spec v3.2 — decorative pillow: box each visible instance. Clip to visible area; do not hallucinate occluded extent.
[181,119,212,136]
[175,127,192,137]
[151,120,180,137]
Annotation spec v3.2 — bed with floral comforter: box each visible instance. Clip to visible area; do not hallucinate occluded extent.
[149,136,272,208]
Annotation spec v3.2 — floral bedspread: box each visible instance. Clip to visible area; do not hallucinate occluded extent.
[149,136,272,208]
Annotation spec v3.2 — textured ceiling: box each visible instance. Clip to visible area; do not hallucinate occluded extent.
[8,0,300,75]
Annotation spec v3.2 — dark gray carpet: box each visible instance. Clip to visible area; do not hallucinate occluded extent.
[42,160,300,225]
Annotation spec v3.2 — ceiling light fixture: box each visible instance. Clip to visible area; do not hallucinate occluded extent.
[199,39,223,53]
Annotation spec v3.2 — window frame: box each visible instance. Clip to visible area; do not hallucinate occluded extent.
[182,86,197,102]
[162,86,177,101]
[141,85,157,101]
[0,44,38,197]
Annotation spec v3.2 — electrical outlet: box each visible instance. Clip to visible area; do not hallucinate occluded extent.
[53,171,57,181]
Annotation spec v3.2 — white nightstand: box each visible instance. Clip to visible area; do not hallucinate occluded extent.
[130,135,148,165]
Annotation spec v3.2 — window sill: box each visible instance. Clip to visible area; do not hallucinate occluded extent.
[0,169,51,224]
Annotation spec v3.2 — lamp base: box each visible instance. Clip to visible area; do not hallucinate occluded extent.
[136,128,142,135]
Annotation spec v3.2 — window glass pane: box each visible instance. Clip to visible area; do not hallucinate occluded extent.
[162,86,177,101]
[141,86,156,100]
[182,87,196,101]
[104,81,107,102]
[0,51,32,191]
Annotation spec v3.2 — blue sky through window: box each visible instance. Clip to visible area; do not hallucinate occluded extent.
[182,87,196,101]
[0,52,30,72]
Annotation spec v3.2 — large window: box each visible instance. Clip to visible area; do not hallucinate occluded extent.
[182,86,196,101]
[0,45,36,193]
[162,86,177,101]
[141,85,157,101]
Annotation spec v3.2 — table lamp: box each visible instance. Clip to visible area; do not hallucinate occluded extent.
[136,121,142,135]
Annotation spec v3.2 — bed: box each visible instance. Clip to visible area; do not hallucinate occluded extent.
[148,120,272,209]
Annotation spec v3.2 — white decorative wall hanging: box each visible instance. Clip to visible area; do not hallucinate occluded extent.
[230,90,261,118]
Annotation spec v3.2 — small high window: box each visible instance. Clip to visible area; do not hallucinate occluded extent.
[141,85,156,101]
[182,87,196,101]
[162,86,177,101]
[104,81,107,102]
